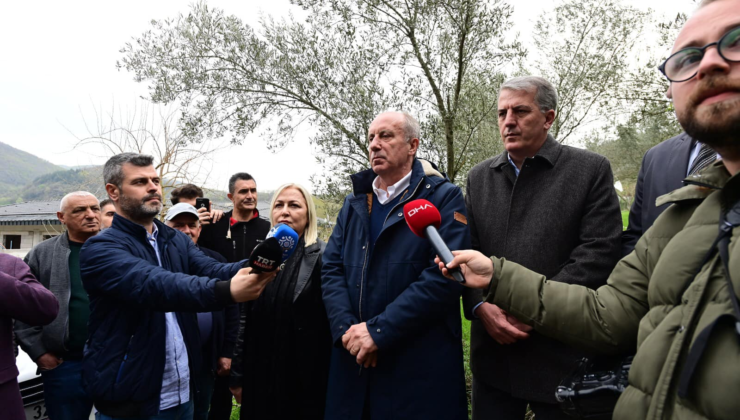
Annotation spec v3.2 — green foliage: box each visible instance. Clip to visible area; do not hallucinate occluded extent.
[531,0,650,144]
[118,0,523,191]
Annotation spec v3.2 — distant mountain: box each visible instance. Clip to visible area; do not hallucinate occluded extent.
[0,141,63,192]
[19,166,106,202]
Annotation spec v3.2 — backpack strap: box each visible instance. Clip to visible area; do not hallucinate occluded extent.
[678,207,740,398]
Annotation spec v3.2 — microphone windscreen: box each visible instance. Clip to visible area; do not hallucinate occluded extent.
[403,199,442,238]
[266,223,299,262]
[246,237,283,273]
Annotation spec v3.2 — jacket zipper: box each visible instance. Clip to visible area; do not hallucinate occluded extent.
[358,242,370,322]
[358,177,425,322]
[115,334,135,383]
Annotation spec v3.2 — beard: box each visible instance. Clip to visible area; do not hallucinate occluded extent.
[677,75,740,156]
[119,191,163,221]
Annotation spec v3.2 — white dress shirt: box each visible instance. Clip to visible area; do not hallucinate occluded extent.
[372,170,413,204]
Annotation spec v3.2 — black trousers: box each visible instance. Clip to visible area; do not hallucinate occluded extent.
[207,375,233,420]
[472,379,571,420]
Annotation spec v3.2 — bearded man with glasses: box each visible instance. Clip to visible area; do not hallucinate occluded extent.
[622,19,739,257]
[436,1,740,419]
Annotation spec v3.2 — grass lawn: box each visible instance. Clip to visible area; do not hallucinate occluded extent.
[622,210,629,230]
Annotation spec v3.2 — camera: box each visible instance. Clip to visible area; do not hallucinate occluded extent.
[555,355,633,420]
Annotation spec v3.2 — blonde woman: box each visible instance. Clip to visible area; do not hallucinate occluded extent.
[229,183,331,420]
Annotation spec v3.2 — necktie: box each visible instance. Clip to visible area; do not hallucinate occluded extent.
[688,143,717,175]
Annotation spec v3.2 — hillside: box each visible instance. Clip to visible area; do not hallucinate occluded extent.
[0,142,63,203]
[19,167,106,202]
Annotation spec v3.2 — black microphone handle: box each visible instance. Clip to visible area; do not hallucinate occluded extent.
[424,226,466,284]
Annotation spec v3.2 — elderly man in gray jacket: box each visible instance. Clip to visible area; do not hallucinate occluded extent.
[15,191,100,420]
[462,76,622,419]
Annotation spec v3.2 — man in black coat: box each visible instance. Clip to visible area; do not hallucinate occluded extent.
[198,173,271,264]
[462,76,623,419]
[621,132,717,255]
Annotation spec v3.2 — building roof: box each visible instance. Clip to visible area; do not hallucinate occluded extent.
[0,201,61,225]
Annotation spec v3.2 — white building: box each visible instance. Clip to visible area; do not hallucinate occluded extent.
[0,201,62,258]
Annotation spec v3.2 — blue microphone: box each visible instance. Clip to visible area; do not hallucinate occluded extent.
[266,223,299,262]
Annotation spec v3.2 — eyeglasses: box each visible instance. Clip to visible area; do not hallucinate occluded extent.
[659,25,740,82]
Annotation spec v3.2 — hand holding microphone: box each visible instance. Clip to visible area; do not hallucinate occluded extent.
[434,250,494,290]
[403,199,466,284]
[230,223,300,302]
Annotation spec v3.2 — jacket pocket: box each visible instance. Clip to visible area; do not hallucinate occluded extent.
[115,335,134,384]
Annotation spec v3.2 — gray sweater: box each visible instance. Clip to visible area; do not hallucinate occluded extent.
[15,233,72,361]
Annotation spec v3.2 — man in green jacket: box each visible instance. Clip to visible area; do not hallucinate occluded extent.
[438,1,740,419]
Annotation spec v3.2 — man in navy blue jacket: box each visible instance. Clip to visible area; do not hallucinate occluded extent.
[322,111,470,420]
[80,153,275,420]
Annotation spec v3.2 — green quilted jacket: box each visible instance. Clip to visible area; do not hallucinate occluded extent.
[486,161,740,420]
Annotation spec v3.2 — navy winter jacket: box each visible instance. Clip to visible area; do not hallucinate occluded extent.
[321,159,471,420]
[79,214,241,417]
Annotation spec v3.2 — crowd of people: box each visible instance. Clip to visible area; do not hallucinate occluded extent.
[0,0,738,419]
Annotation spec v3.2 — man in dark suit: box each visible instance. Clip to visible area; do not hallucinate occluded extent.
[462,76,623,419]
[621,131,717,255]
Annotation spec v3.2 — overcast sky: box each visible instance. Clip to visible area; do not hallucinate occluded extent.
[0,0,696,193]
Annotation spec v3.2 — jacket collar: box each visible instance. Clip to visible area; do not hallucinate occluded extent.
[657,161,736,208]
[57,231,71,250]
[350,158,445,196]
[490,134,561,170]
[110,213,175,243]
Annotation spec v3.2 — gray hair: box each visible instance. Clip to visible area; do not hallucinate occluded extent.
[401,111,420,142]
[500,76,558,114]
[104,153,155,189]
[60,191,97,212]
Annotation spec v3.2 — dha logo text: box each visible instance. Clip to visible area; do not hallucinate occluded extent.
[407,204,432,217]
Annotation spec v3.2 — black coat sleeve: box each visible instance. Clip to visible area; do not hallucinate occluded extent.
[621,152,649,256]
[550,157,622,288]
[229,302,248,388]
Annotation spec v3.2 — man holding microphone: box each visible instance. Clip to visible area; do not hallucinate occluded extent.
[436,3,740,418]
[80,153,276,420]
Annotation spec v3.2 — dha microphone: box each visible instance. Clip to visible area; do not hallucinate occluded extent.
[403,199,466,284]
[266,223,300,262]
[243,237,283,273]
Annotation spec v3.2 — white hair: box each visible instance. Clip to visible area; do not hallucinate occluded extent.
[60,191,97,212]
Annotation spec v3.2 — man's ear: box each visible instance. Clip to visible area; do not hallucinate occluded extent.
[408,137,420,155]
[106,184,120,202]
[543,110,556,130]
[227,193,233,201]
[56,211,65,225]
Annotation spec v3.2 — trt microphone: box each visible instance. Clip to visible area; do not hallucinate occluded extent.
[403,199,466,284]
[243,237,283,273]
[266,223,300,262]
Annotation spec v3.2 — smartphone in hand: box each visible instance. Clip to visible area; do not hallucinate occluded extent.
[195,197,210,212]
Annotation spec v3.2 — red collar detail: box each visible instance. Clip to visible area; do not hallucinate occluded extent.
[230,210,259,226]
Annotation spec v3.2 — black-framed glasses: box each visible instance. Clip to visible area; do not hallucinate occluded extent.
[659,25,740,82]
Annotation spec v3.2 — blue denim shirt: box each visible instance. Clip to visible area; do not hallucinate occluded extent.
[147,224,190,410]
